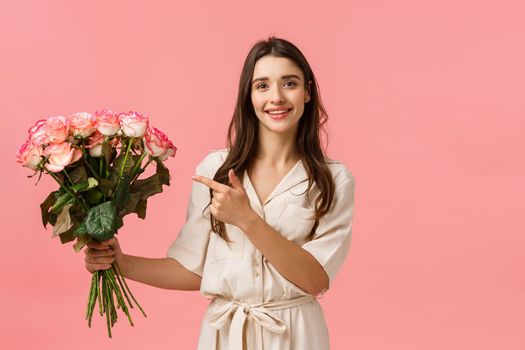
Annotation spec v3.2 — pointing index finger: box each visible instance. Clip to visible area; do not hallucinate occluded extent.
[191,175,229,192]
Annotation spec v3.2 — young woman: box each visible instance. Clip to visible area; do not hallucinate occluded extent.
[85,36,356,350]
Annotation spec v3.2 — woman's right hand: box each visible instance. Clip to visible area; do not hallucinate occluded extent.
[84,237,123,273]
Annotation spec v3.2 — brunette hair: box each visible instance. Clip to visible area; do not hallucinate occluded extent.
[206,36,336,242]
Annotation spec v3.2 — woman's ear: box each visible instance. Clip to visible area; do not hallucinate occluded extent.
[305,80,312,103]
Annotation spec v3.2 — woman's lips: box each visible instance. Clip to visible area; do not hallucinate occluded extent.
[266,108,292,120]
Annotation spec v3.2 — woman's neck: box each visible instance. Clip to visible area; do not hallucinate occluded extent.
[255,128,300,166]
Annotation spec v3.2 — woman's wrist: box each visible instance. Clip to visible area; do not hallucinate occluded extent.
[114,253,128,275]
[239,209,261,233]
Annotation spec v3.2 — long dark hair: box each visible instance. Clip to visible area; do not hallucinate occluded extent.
[206,36,335,242]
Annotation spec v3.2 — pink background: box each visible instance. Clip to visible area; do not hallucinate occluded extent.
[2,0,524,349]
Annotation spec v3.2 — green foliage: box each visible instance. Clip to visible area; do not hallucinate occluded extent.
[51,192,75,214]
[113,174,131,214]
[70,165,88,184]
[85,201,117,242]
[40,191,57,228]
[53,203,74,237]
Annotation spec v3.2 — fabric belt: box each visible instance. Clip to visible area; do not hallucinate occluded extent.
[205,294,316,350]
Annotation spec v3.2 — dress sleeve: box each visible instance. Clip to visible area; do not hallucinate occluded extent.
[166,157,212,277]
[301,175,356,289]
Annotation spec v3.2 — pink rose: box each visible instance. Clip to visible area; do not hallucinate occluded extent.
[45,116,69,144]
[144,127,177,161]
[84,131,104,157]
[85,131,120,157]
[67,112,96,138]
[94,109,120,136]
[28,119,48,146]
[16,140,43,170]
[44,142,82,173]
[119,111,149,137]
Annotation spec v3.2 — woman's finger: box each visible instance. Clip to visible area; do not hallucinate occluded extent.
[87,242,110,250]
[86,263,113,272]
[87,248,114,257]
[85,255,115,264]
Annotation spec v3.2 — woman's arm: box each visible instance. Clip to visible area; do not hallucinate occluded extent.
[85,238,201,291]
[240,213,329,296]
[118,254,202,291]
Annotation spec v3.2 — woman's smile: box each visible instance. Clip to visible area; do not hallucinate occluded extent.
[266,107,293,120]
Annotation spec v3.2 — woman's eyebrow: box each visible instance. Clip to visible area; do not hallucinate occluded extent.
[252,74,302,84]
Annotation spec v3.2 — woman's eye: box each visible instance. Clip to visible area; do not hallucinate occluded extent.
[257,84,267,89]
[285,81,296,87]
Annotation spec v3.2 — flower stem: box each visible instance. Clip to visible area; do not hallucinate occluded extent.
[114,261,147,317]
[114,264,133,309]
[118,138,134,181]
[47,171,73,196]
[102,275,112,338]
[97,271,103,316]
[83,155,100,181]
[130,151,147,178]
[62,168,75,186]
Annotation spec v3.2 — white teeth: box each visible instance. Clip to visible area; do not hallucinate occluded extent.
[267,109,290,114]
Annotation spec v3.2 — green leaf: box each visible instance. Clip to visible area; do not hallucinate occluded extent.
[70,165,88,184]
[53,203,74,237]
[155,160,171,186]
[113,174,131,212]
[68,204,87,224]
[86,155,101,177]
[73,221,88,236]
[50,192,75,214]
[71,177,98,193]
[98,178,114,193]
[40,191,58,228]
[86,188,103,205]
[118,192,142,218]
[135,199,147,219]
[59,228,76,244]
[73,234,93,253]
[102,141,113,168]
[114,216,124,232]
[49,213,57,226]
[85,201,116,242]
[114,153,135,175]
[130,173,163,200]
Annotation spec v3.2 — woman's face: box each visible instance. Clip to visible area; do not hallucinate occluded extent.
[251,55,310,137]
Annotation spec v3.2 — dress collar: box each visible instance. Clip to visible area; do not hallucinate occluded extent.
[243,159,308,210]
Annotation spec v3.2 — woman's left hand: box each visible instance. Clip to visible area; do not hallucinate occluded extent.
[191,169,257,229]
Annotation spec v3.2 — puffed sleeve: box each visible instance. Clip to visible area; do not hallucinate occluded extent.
[166,156,213,277]
[301,174,356,289]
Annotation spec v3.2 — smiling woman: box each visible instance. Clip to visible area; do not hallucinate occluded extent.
[85,36,356,350]
[251,57,311,134]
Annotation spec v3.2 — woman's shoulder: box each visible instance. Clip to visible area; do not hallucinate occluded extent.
[323,155,355,186]
[195,148,229,176]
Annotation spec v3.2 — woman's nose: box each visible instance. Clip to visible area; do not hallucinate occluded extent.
[269,86,285,103]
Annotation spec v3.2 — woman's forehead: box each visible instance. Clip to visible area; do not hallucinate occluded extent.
[252,55,304,81]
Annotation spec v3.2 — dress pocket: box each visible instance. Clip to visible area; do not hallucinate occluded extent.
[206,224,245,263]
[277,204,317,242]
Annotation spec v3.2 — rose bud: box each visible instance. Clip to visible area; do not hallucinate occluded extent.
[144,127,177,161]
[16,140,43,171]
[119,111,149,138]
[45,116,69,144]
[94,109,120,136]
[67,112,97,138]
[44,142,82,172]
[28,119,49,146]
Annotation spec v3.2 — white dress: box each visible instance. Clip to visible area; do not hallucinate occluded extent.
[167,149,356,350]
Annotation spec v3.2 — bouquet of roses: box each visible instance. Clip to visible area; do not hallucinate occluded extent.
[16,110,177,338]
